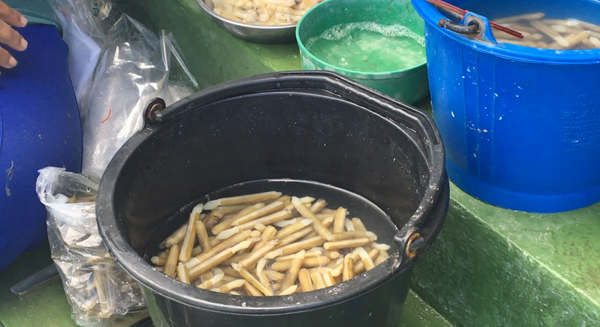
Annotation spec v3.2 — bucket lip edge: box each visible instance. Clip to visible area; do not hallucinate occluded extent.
[412,0,600,63]
[96,70,447,313]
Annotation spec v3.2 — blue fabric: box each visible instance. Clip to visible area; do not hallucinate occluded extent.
[0,25,82,272]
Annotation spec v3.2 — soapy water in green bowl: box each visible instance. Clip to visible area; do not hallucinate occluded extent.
[305,22,426,73]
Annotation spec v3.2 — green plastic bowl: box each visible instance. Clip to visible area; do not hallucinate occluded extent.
[296,0,429,104]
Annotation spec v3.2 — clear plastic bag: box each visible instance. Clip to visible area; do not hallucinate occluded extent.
[48,0,121,118]
[36,167,147,327]
[49,0,118,40]
[82,14,197,182]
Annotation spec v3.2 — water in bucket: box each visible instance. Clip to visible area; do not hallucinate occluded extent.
[305,22,426,73]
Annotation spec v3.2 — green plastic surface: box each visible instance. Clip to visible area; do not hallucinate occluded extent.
[0,242,77,327]
[0,242,452,327]
[412,187,600,327]
[296,0,429,104]
[0,242,150,327]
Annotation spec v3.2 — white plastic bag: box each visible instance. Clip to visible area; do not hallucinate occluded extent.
[36,167,147,327]
[82,14,197,182]
[49,0,119,118]
[56,11,102,114]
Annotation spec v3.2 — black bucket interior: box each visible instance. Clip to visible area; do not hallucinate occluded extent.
[115,92,431,253]
[97,72,447,316]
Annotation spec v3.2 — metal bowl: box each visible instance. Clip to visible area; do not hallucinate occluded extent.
[196,0,297,44]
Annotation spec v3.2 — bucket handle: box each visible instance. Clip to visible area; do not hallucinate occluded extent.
[438,18,479,35]
[438,12,499,44]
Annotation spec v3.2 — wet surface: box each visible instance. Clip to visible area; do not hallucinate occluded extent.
[413,185,600,327]
[0,243,451,327]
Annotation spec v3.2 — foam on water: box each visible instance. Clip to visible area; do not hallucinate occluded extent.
[305,22,426,73]
[306,22,425,48]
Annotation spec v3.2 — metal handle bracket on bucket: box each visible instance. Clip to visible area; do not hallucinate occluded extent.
[439,12,498,44]
[393,172,450,269]
[144,97,167,126]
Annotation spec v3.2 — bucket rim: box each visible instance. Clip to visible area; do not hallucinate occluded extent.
[411,0,600,64]
[96,71,447,314]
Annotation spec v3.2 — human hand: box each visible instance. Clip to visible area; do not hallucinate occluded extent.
[0,0,28,69]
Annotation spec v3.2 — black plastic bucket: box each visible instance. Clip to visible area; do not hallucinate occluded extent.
[96,71,449,327]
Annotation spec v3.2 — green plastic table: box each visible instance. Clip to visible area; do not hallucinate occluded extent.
[0,242,452,327]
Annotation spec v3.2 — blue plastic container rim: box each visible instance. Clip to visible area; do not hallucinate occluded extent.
[412,0,600,64]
